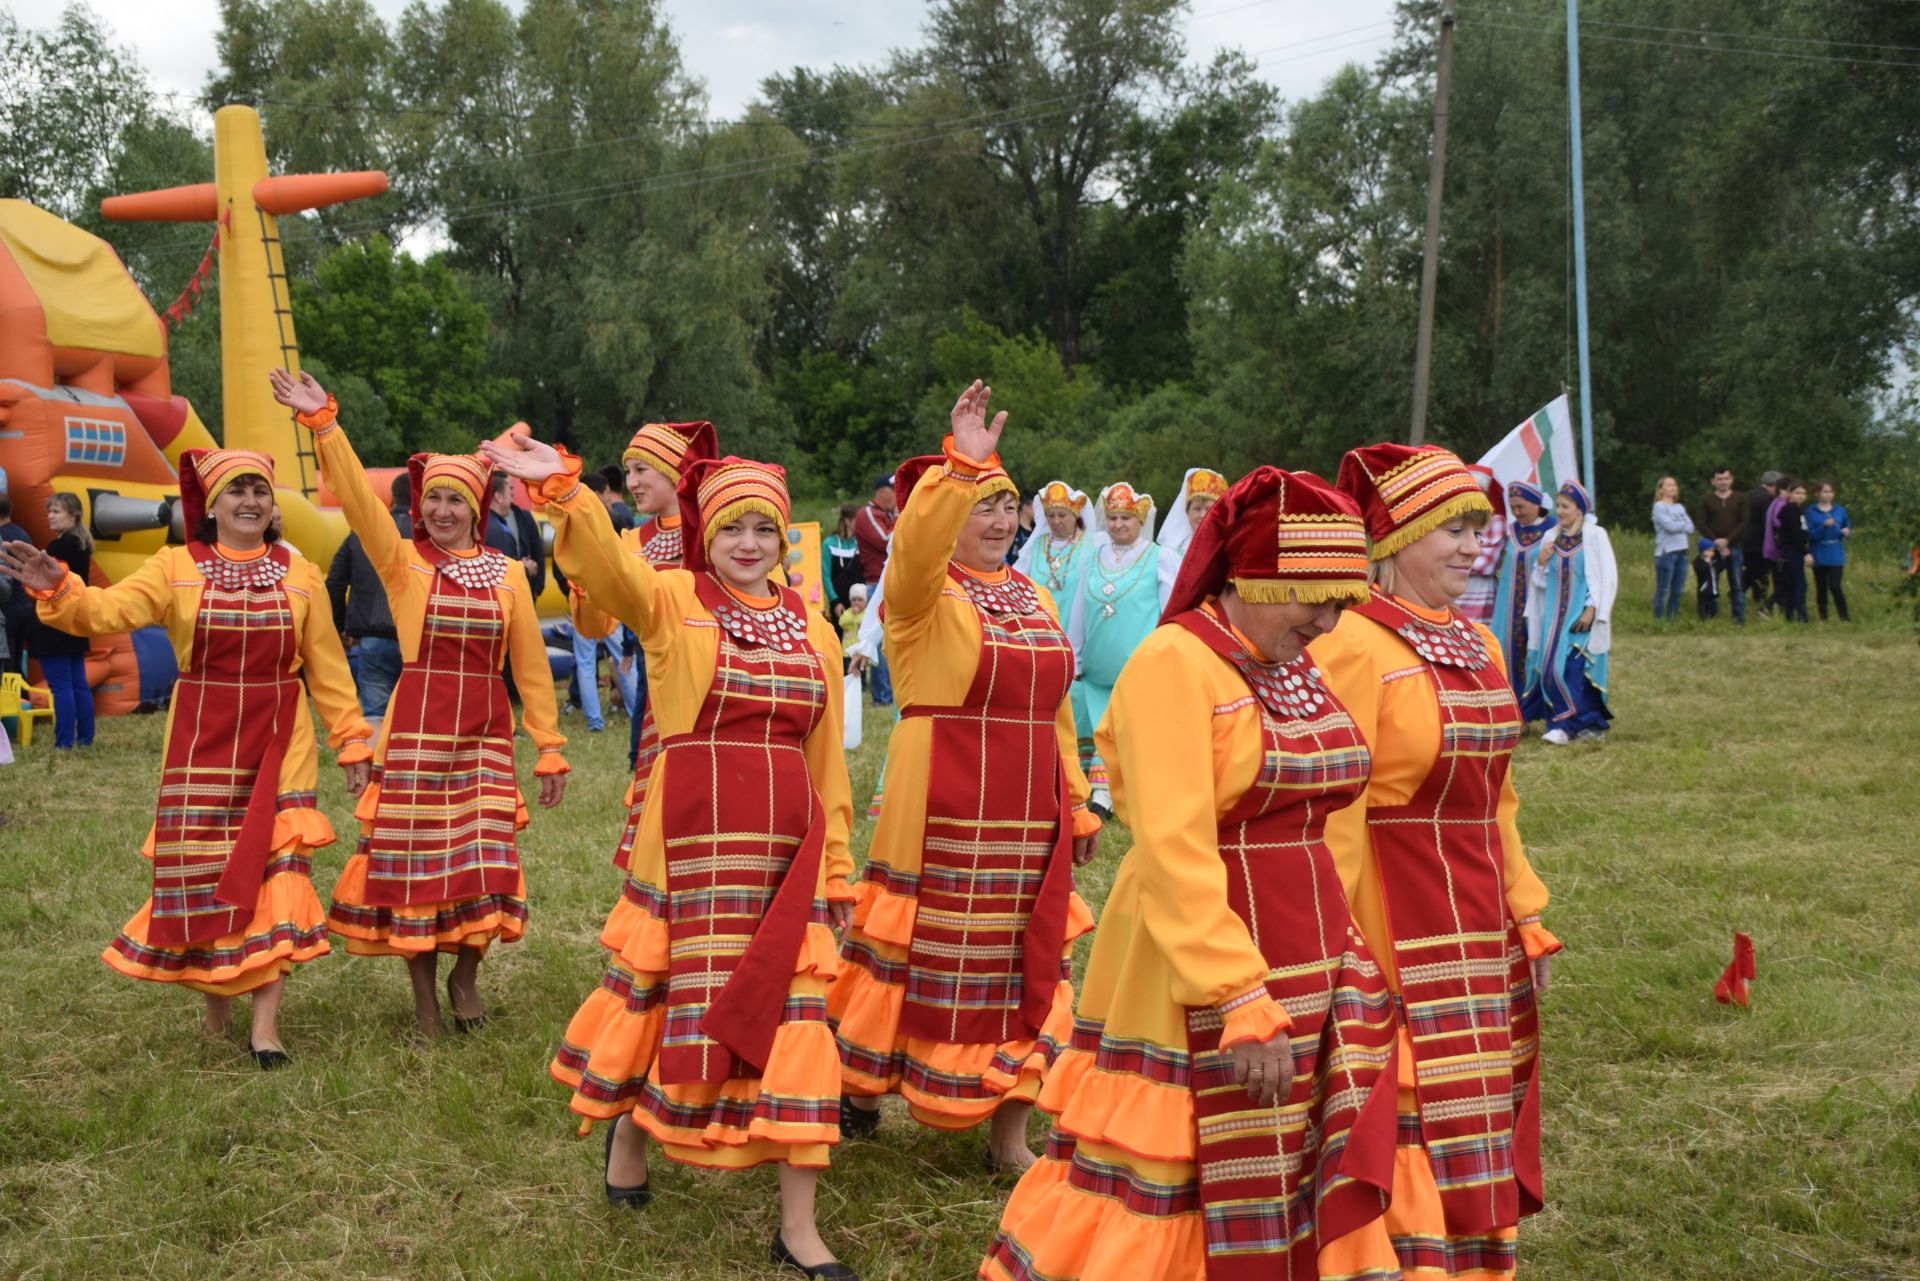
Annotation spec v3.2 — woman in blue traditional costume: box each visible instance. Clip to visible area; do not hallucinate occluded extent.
[1492,480,1556,722]
[1066,483,1177,819]
[1014,481,1095,597]
[1527,480,1617,745]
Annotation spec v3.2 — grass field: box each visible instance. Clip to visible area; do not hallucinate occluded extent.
[1,534,1915,1280]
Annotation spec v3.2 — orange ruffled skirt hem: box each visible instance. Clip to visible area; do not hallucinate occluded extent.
[548,896,845,1171]
[979,1042,1402,1281]
[102,845,332,997]
[831,880,1093,1129]
[326,781,531,957]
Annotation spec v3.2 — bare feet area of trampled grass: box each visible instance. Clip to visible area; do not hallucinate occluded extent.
[1,537,1915,1279]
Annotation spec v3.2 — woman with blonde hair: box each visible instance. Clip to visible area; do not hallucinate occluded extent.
[982,465,1402,1281]
[1313,442,1561,1280]
[1651,475,1694,620]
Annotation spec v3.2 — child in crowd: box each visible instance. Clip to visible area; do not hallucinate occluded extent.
[1693,537,1719,620]
[840,582,867,675]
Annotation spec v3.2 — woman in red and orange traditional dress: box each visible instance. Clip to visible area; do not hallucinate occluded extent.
[1312,443,1562,1281]
[981,466,1403,1281]
[484,432,858,1281]
[830,381,1102,1170]
[269,370,569,1039]
[574,420,716,868]
[1,450,373,1069]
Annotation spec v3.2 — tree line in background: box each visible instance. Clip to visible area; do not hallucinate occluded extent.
[4,0,1918,527]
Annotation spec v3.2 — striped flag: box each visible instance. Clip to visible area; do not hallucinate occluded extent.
[1476,395,1579,498]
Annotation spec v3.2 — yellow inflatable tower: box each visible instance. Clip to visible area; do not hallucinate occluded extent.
[102,105,387,558]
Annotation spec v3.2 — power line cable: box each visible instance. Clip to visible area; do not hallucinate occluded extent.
[1464,14,1920,71]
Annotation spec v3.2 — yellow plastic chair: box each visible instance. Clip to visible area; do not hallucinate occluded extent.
[0,671,56,748]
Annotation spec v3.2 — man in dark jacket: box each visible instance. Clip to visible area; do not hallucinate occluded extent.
[327,474,410,728]
[485,473,546,598]
[1695,467,1748,625]
[853,474,897,706]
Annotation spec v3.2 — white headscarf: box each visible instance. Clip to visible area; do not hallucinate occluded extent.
[1092,482,1158,550]
[1155,467,1227,556]
[1014,481,1094,576]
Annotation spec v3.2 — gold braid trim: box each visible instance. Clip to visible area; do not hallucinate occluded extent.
[1369,491,1493,560]
[1230,577,1371,605]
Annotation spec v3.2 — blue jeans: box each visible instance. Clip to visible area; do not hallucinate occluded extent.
[1710,546,1746,622]
[869,650,893,706]
[354,636,403,718]
[40,653,94,748]
[1653,551,1688,619]
[612,628,640,717]
[628,657,649,770]
[572,627,610,729]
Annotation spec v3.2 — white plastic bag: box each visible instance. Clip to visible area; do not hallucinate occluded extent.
[842,673,864,751]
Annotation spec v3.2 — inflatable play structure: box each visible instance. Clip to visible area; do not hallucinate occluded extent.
[1,105,565,725]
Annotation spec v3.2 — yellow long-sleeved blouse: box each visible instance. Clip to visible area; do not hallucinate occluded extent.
[1311,597,1553,991]
[1089,619,1300,1056]
[536,469,853,895]
[33,544,373,845]
[869,447,1098,881]
[310,419,567,771]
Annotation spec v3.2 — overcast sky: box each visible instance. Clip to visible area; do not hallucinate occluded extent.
[25,0,1403,119]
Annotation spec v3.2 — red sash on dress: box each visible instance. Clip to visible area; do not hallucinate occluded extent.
[149,543,301,947]
[1174,606,1399,1277]
[1349,589,1542,1235]
[613,518,682,871]
[897,565,1076,1045]
[655,575,829,1085]
[363,543,520,906]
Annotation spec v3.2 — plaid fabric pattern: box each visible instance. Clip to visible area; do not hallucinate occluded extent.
[654,576,828,1086]
[147,546,302,946]
[360,548,520,907]
[1173,605,1400,1278]
[611,521,683,871]
[108,852,322,974]
[1349,591,1543,1237]
[886,565,1078,1046]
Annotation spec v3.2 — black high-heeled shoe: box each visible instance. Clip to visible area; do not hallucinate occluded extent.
[602,1118,651,1209]
[248,1041,290,1071]
[446,974,487,1034]
[839,1095,880,1138]
[771,1232,859,1280]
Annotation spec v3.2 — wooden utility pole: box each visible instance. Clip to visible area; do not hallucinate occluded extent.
[1409,0,1457,446]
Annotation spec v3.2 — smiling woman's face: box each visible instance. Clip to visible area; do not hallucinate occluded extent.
[709,512,783,592]
[210,476,273,547]
[422,486,477,550]
[956,491,1020,572]
[1383,519,1483,609]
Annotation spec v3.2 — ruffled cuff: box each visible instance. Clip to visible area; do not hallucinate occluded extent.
[336,740,374,766]
[27,571,80,604]
[294,395,339,434]
[825,875,855,903]
[1071,803,1102,839]
[1218,988,1290,1049]
[530,448,587,505]
[533,748,571,776]
[940,433,1003,480]
[1517,915,1563,960]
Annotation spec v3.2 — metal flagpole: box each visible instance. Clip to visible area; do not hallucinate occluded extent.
[1567,0,1597,499]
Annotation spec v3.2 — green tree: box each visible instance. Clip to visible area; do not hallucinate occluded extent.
[290,235,517,462]
[0,6,151,221]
